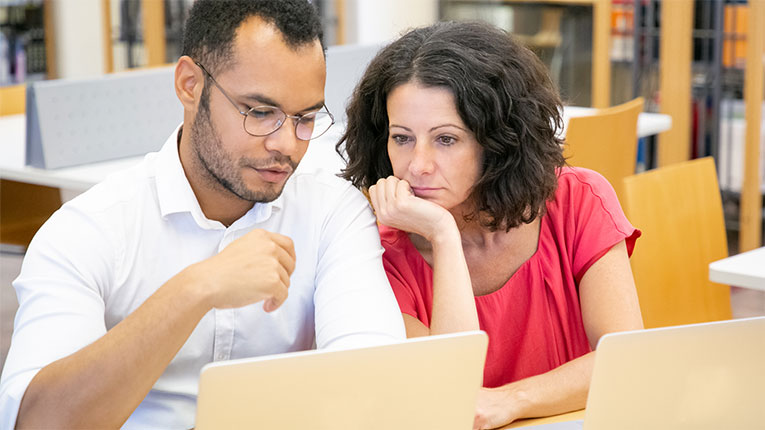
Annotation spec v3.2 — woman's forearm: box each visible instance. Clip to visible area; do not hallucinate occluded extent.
[481,351,594,427]
[428,219,480,335]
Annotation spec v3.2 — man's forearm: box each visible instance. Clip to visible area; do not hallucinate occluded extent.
[16,267,211,429]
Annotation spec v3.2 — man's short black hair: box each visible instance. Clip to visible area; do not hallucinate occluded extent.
[182,0,324,76]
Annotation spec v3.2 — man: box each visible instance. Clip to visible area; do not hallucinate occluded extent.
[0,1,405,428]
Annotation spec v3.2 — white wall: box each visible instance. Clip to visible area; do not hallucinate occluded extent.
[344,0,438,45]
[52,0,105,79]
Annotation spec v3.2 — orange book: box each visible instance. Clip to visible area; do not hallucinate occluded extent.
[723,4,747,69]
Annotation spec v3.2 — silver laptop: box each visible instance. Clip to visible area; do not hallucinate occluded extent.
[526,316,765,430]
[195,331,488,430]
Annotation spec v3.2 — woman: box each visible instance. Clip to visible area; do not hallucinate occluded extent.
[338,21,643,429]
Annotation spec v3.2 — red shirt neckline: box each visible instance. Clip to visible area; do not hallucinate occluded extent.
[379,213,549,300]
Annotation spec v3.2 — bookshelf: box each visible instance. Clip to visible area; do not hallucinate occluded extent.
[102,0,190,72]
[440,0,612,108]
[0,0,55,87]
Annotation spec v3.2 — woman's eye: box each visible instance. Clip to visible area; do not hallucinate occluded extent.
[437,135,456,146]
[391,134,412,145]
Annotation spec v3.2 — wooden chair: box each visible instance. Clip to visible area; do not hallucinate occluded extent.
[0,84,62,248]
[563,97,644,202]
[0,84,26,116]
[621,157,732,328]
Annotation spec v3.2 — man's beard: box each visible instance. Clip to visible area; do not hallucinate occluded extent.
[189,97,298,203]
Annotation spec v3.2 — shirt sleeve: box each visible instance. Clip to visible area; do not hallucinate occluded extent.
[561,168,641,282]
[312,184,406,350]
[0,203,114,429]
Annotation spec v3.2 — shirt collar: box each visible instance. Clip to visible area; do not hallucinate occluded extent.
[153,124,282,229]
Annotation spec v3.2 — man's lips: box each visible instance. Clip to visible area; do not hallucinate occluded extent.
[253,166,292,183]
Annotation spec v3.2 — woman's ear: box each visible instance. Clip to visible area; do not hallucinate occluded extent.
[175,56,203,111]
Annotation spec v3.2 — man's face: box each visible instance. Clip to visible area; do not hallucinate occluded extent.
[189,17,326,203]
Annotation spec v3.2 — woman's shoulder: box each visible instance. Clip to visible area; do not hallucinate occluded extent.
[553,166,619,205]
[557,166,612,190]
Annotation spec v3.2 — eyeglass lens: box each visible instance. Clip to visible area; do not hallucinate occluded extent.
[244,106,333,140]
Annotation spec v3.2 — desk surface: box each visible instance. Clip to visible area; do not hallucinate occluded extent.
[502,409,585,428]
[1,108,671,192]
[709,247,765,291]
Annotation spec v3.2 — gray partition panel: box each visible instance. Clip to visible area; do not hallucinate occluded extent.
[26,66,182,169]
[24,45,381,170]
[324,43,384,125]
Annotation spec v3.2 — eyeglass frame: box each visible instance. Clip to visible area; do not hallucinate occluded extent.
[195,61,335,141]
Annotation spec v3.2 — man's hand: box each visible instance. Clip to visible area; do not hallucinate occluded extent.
[192,228,296,312]
[368,176,454,243]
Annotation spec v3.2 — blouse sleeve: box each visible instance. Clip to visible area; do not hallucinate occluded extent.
[379,226,432,326]
[382,254,419,318]
[559,168,641,283]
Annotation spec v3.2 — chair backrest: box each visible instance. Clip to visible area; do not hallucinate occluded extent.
[0,84,26,116]
[563,97,644,201]
[621,157,732,328]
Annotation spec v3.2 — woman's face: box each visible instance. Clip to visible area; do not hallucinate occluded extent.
[386,82,483,211]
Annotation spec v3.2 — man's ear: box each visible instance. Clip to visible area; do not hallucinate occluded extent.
[175,56,203,111]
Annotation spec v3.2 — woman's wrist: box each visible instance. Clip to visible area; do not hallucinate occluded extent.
[495,383,531,423]
[427,215,460,248]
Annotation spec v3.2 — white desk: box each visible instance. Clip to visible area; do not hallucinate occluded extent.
[709,247,765,291]
[0,108,672,193]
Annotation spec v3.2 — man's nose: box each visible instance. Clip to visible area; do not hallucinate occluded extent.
[263,118,301,156]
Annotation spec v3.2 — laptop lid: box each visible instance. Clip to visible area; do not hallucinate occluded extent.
[584,316,765,430]
[195,331,488,430]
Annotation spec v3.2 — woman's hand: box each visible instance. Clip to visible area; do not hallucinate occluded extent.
[371,176,479,337]
[368,176,455,243]
[473,387,520,430]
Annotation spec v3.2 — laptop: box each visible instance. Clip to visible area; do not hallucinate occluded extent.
[526,316,765,430]
[194,331,488,430]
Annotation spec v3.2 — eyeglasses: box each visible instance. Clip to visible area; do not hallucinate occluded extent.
[195,62,335,141]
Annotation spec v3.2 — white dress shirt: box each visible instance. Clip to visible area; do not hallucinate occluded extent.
[0,126,406,429]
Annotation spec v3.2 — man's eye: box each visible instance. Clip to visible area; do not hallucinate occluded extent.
[299,114,317,125]
[249,108,274,119]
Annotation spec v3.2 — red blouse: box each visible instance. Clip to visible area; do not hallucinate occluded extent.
[380,167,641,387]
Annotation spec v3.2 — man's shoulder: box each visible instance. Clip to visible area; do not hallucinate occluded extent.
[283,167,360,203]
[289,167,352,190]
[277,168,372,226]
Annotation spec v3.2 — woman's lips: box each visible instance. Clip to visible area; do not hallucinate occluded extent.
[410,186,441,197]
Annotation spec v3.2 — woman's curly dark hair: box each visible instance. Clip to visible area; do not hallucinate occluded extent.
[337,20,565,231]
